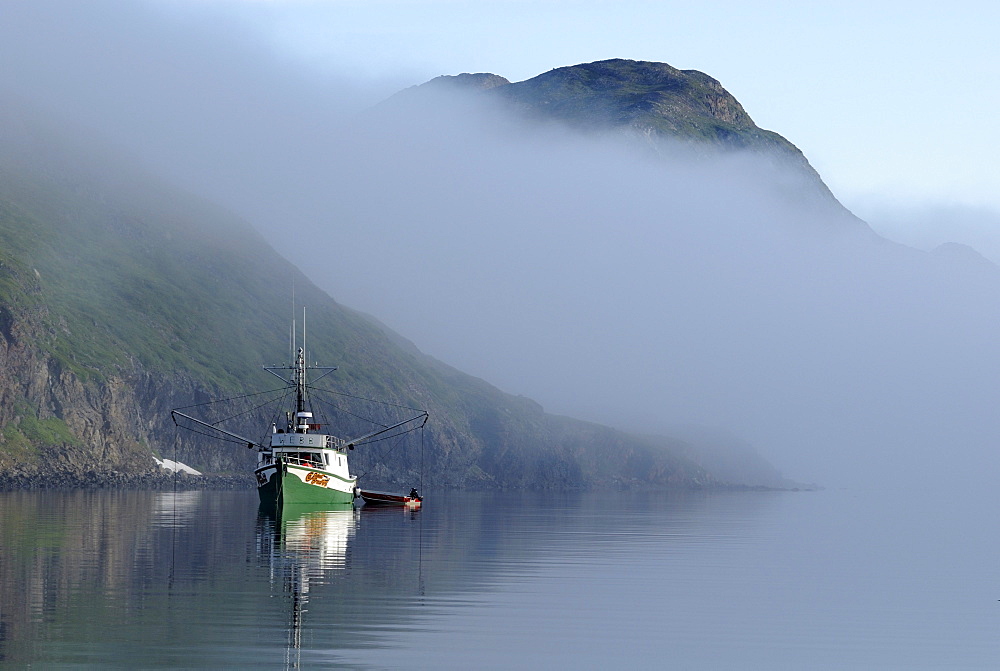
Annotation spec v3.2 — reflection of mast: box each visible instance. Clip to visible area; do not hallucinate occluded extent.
[285,564,307,669]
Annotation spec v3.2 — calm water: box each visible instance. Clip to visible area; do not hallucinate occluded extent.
[0,486,997,668]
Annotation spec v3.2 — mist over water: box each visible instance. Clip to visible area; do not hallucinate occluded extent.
[3,1,1000,492]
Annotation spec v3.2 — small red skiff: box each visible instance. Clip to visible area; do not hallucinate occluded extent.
[359,488,422,508]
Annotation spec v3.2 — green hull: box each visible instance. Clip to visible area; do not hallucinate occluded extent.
[257,465,356,507]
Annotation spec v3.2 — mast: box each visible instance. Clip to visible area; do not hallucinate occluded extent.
[263,344,337,437]
[297,305,308,431]
[296,347,306,416]
[295,346,308,432]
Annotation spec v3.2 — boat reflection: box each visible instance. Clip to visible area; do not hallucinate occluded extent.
[360,500,423,520]
[279,504,358,569]
[257,503,359,668]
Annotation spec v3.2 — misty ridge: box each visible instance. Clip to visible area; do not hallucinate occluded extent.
[4,1,1000,492]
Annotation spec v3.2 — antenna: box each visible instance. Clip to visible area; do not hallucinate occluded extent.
[302,306,307,367]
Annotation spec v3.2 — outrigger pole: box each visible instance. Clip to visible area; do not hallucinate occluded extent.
[170,409,428,451]
[170,410,263,449]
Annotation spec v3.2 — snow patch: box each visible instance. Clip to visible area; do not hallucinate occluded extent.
[153,457,202,475]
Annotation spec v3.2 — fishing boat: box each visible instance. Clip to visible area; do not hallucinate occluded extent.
[171,330,428,508]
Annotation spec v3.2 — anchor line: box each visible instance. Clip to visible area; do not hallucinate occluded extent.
[169,420,178,593]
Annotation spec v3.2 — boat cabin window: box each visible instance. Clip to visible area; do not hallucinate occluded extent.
[279,451,323,467]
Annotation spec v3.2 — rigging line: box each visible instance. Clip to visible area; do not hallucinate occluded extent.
[172,387,292,412]
[354,430,410,481]
[306,388,428,437]
[306,386,427,413]
[210,392,293,427]
[350,424,424,447]
[310,390,400,429]
[311,396,387,427]
[302,387,338,432]
[302,386,331,433]
[305,394,391,428]
[175,424,259,448]
[257,388,296,446]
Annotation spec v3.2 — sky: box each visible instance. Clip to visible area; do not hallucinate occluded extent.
[3,0,1000,489]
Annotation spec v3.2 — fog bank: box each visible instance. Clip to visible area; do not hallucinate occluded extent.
[293,98,1000,491]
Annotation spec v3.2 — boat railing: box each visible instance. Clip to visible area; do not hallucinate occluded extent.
[279,454,325,469]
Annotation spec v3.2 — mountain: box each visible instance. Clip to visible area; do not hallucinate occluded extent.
[0,97,793,491]
[395,59,861,224]
[434,60,789,149]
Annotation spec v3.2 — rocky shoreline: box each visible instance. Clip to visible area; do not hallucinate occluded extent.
[0,469,816,493]
[0,469,256,491]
